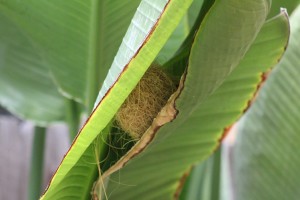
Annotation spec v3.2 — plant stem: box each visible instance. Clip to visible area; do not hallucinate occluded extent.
[86,0,102,113]
[28,126,46,200]
[65,99,81,140]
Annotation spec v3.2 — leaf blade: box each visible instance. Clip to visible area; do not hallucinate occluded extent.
[0,1,141,103]
[0,14,65,124]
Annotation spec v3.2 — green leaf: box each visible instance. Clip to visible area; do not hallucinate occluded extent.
[41,0,194,199]
[156,16,189,65]
[40,126,111,200]
[155,0,204,65]
[0,13,65,124]
[0,1,141,104]
[180,149,222,200]
[187,0,205,28]
[103,1,287,200]
[85,0,141,110]
[268,0,300,18]
[233,5,300,200]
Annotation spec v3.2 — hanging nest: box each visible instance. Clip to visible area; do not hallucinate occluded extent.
[115,65,176,139]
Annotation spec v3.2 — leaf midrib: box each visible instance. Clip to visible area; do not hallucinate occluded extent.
[85,0,106,111]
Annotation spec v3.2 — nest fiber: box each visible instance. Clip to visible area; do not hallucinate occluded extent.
[115,65,176,139]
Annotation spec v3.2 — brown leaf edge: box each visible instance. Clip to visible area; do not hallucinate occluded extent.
[218,9,290,144]
[173,167,193,200]
[218,12,291,144]
[172,70,274,200]
[173,21,290,196]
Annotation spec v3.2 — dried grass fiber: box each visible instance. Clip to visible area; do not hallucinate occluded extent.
[115,65,176,139]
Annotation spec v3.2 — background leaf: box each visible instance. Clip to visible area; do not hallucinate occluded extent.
[155,0,204,65]
[0,13,65,124]
[268,0,300,18]
[0,0,141,104]
[233,5,300,200]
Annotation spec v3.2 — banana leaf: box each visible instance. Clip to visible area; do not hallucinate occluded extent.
[0,0,141,105]
[0,13,65,124]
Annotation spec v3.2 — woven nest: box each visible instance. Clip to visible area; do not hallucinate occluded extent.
[115,65,176,139]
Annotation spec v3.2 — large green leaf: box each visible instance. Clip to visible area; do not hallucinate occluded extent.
[233,5,300,200]
[102,1,288,200]
[41,0,195,199]
[0,0,140,105]
[0,13,65,124]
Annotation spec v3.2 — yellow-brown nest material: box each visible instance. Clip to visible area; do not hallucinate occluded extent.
[115,65,176,139]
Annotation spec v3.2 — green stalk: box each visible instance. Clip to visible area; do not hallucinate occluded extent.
[65,99,81,140]
[86,0,103,113]
[28,126,46,200]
